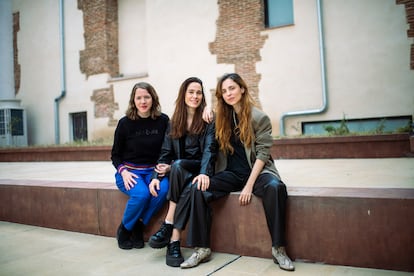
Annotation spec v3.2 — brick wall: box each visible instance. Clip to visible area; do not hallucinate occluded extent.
[78,0,119,78]
[396,0,414,70]
[90,85,119,126]
[209,0,268,107]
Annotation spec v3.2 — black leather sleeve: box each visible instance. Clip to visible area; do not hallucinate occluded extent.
[199,121,218,176]
[151,123,176,179]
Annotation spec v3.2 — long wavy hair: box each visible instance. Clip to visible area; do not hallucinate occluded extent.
[170,77,207,139]
[125,82,161,120]
[215,73,254,154]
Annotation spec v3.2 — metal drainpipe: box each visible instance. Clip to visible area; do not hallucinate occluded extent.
[54,0,66,144]
[280,0,328,136]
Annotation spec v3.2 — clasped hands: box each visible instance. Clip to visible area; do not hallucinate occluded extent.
[149,163,170,197]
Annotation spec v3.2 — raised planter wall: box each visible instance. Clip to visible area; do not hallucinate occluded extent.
[0,134,412,161]
[272,133,412,159]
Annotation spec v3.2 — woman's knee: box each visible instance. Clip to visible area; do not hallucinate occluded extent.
[269,180,287,201]
[270,178,286,190]
[157,179,169,198]
[129,185,151,200]
[170,160,184,173]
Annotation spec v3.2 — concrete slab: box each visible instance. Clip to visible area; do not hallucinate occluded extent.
[0,158,413,188]
[0,222,412,276]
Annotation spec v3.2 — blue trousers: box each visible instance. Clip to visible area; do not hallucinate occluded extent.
[115,167,169,230]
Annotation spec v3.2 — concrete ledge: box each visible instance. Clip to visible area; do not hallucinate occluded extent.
[0,180,413,272]
[271,134,412,158]
[0,134,411,161]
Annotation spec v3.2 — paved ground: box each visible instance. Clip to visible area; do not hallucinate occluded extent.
[1,222,413,276]
[0,158,413,275]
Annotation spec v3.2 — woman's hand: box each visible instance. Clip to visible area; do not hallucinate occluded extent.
[239,185,253,206]
[155,163,170,177]
[202,106,214,123]
[239,159,264,205]
[193,174,210,191]
[121,170,138,191]
[149,178,160,197]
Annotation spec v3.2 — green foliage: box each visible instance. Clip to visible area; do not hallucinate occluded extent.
[374,118,386,134]
[323,115,350,136]
[395,121,412,133]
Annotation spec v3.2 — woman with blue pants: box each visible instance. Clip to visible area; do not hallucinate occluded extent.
[111,82,169,250]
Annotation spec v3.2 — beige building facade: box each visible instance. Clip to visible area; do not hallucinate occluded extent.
[2,0,413,146]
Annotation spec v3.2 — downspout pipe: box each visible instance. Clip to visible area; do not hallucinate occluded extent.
[54,0,66,144]
[280,0,328,136]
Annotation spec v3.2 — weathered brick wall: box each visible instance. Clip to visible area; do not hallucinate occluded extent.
[13,12,20,95]
[90,85,119,126]
[396,0,414,70]
[209,0,268,107]
[78,0,119,78]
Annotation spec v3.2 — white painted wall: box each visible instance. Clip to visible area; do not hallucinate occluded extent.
[13,0,61,145]
[259,0,414,136]
[11,0,414,145]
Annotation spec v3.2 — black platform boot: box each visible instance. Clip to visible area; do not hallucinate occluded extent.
[148,222,173,248]
[131,220,144,249]
[116,223,133,250]
[166,240,184,267]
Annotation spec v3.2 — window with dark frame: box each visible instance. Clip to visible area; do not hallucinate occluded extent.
[0,110,5,135]
[265,0,294,28]
[10,109,24,136]
[71,112,88,142]
[0,109,24,136]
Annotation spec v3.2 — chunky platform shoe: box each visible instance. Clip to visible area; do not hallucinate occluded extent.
[148,222,173,249]
[166,241,184,267]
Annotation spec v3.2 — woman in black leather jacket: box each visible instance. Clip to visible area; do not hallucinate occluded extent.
[147,77,217,267]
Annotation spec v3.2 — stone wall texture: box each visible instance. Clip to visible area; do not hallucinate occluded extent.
[209,0,268,107]
[396,0,414,69]
[78,0,119,78]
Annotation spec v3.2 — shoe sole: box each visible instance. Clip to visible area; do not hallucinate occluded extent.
[148,238,169,249]
[180,255,211,269]
[118,243,133,250]
[166,256,184,267]
[272,257,295,271]
[133,242,145,249]
[117,236,133,250]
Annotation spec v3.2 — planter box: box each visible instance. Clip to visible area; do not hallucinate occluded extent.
[0,146,112,162]
[271,133,412,159]
[0,134,412,161]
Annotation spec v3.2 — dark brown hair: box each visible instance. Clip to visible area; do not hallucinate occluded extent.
[170,77,207,138]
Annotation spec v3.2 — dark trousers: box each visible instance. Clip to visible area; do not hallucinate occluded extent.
[174,171,287,248]
[167,159,201,203]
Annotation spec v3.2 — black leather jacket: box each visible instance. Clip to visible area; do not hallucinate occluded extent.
[151,121,217,179]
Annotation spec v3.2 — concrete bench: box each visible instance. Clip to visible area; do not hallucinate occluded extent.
[0,179,413,272]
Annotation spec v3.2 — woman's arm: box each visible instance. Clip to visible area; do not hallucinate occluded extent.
[239,158,265,206]
[151,123,175,180]
[199,121,218,176]
[110,119,139,190]
[202,105,214,123]
[111,119,125,170]
[240,109,273,205]
[253,111,274,163]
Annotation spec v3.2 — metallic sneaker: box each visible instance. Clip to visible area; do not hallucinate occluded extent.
[180,247,211,269]
[272,246,295,271]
